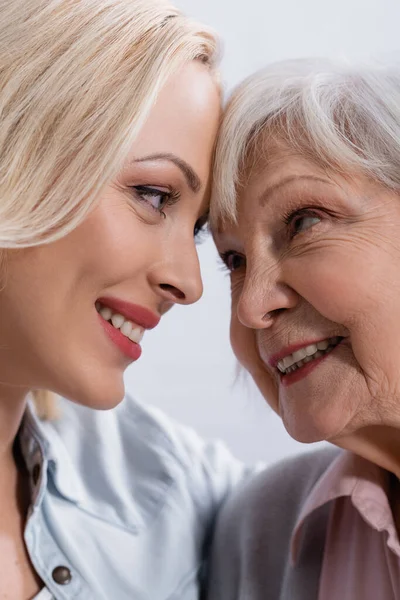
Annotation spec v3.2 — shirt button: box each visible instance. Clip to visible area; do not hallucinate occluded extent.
[32,464,41,486]
[52,566,72,585]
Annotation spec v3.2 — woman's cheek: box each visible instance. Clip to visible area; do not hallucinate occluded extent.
[229,311,256,371]
[290,255,367,326]
[229,281,255,370]
[230,312,280,413]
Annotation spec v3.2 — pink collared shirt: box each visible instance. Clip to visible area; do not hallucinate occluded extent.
[291,451,400,600]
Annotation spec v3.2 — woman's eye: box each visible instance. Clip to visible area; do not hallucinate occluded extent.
[287,211,321,237]
[220,251,246,272]
[131,185,178,214]
[194,221,209,245]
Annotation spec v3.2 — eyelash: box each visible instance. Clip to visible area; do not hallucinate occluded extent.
[282,206,323,238]
[218,251,246,273]
[131,184,209,242]
[218,206,324,273]
[131,185,180,217]
[194,222,209,244]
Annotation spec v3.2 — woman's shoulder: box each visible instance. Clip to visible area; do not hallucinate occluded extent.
[208,447,340,600]
[47,394,245,478]
[209,446,341,567]
[249,445,340,502]
[214,446,340,530]
[39,395,248,527]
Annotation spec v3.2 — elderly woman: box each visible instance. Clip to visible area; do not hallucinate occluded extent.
[208,58,400,600]
[0,1,254,599]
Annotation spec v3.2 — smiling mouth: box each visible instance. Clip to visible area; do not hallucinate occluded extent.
[95,301,145,344]
[276,336,343,375]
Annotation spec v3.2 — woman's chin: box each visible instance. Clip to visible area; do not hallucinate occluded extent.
[280,402,351,444]
[55,376,126,411]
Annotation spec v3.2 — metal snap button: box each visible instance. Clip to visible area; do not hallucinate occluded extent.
[52,566,72,585]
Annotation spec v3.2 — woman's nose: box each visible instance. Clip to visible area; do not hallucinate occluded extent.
[236,261,298,329]
[151,242,203,306]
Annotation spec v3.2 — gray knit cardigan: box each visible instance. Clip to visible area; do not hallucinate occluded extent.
[207,447,341,600]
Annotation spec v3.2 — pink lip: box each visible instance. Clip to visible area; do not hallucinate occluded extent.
[280,353,329,386]
[268,338,337,368]
[278,338,345,386]
[98,315,142,361]
[97,297,160,330]
[96,297,160,362]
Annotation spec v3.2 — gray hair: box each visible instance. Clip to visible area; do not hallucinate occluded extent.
[210,57,400,225]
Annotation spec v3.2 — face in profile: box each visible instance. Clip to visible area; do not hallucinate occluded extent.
[0,62,220,408]
[215,141,400,444]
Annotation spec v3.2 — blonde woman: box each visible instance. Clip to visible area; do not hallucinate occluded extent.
[0,1,251,598]
[209,58,400,599]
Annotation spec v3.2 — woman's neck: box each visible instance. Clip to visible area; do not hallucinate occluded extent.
[0,385,28,467]
[335,425,400,479]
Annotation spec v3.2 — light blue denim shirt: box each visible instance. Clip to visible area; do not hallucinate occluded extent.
[19,395,251,599]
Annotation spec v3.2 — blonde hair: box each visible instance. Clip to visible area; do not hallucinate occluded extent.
[210,57,400,226]
[0,0,219,418]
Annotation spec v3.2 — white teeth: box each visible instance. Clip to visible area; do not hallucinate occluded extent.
[100,306,112,321]
[97,302,145,344]
[120,321,133,337]
[276,337,341,375]
[317,340,329,351]
[305,343,318,356]
[292,348,307,362]
[283,355,293,369]
[111,313,125,329]
[129,327,144,344]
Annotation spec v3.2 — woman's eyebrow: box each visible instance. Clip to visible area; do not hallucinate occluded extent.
[132,153,201,193]
[259,175,333,207]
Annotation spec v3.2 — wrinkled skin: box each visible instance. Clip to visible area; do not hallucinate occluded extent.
[215,143,400,457]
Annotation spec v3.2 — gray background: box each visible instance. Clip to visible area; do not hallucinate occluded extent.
[126,0,400,464]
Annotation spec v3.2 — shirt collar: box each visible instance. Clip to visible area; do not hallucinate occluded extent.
[19,396,153,533]
[19,396,87,507]
[290,450,397,564]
